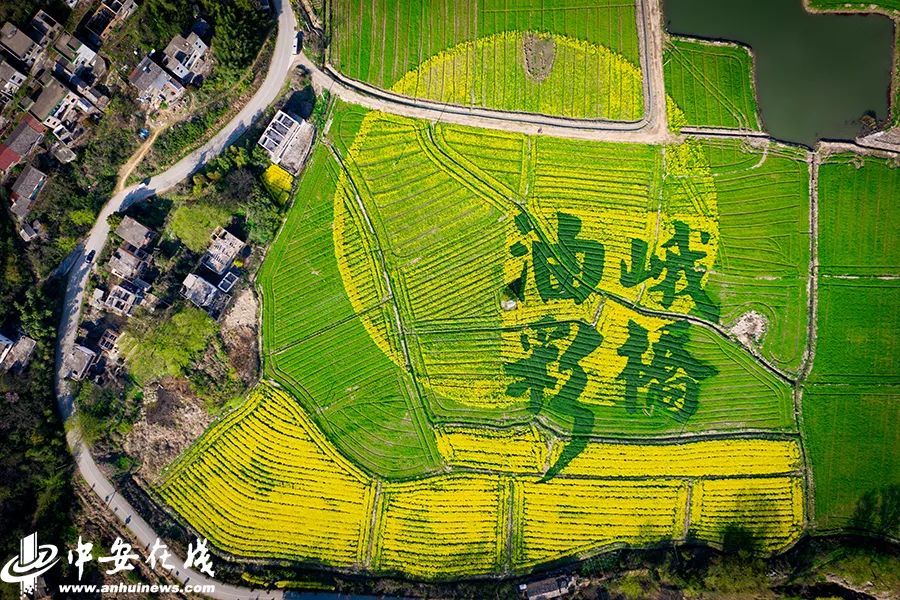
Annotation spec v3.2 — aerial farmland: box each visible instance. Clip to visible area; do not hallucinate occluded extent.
[6,0,895,597]
[147,0,900,591]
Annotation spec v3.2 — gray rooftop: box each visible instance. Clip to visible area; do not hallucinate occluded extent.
[11,164,47,200]
[182,273,220,308]
[66,344,96,380]
[0,23,39,63]
[108,245,147,279]
[115,216,155,248]
[202,227,243,274]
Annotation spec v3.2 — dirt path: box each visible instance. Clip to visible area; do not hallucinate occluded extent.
[799,152,821,382]
[113,121,168,194]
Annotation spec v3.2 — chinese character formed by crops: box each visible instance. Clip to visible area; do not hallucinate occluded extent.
[504,316,604,413]
[616,319,718,422]
[620,220,719,321]
[508,211,604,304]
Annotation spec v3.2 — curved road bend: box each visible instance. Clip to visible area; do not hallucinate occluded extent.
[54,0,296,597]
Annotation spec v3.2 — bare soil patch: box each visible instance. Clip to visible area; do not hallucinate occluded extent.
[124,377,212,483]
[523,33,556,83]
[222,287,260,383]
[729,310,769,348]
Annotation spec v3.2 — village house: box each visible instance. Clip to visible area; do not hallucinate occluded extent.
[115,216,156,249]
[26,75,66,121]
[128,55,184,108]
[92,282,140,316]
[181,273,228,317]
[84,0,138,44]
[107,244,149,280]
[54,33,98,77]
[64,344,96,380]
[257,110,315,174]
[218,271,239,293]
[29,11,61,48]
[25,73,97,143]
[18,220,44,242]
[202,227,244,275]
[9,165,47,221]
[0,23,42,68]
[519,577,575,600]
[0,114,45,171]
[161,31,210,85]
[97,328,119,354]
[0,334,36,373]
[0,59,26,103]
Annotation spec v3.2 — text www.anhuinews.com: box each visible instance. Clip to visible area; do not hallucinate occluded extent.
[57,582,215,595]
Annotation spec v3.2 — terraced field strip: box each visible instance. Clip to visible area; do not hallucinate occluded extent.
[664,37,761,130]
[159,386,375,566]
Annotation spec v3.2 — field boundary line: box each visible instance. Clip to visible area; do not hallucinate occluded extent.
[325,139,441,466]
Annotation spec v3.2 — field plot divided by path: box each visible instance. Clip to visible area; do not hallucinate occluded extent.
[161,385,806,575]
[804,152,900,537]
[258,143,441,479]
[664,37,762,130]
[701,139,811,372]
[329,0,643,119]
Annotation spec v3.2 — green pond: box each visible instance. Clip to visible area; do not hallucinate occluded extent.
[664,0,895,147]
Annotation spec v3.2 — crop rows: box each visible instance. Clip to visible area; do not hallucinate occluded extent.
[162,385,805,576]
[390,32,643,120]
[816,153,899,276]
[664,38,761,130]
[514,478,688,566]
[689,477,804,551]
[329,0,641,90]
[159,386,375,566]
[438,424,802,477]
[373,475,506,577]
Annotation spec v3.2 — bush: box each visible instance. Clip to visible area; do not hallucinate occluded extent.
[167,203,232,252]
[119,307,218,385]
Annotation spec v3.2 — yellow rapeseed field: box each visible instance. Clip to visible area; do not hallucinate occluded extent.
[689,477,805,551]
[159,386,375,566]
[262,163,294,204]
[162,386,805,576]
[391,32,644,121]
[375,475,505,577]
[515,478,689,566]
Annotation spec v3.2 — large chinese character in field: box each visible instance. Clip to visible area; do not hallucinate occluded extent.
[620,220,719,321]
[616,319,718,422]
[509,211,604,304]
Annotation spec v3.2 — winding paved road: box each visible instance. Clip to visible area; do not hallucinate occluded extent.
[54,0,297,597]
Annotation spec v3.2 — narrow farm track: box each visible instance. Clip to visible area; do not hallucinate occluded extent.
[296,0,672,144]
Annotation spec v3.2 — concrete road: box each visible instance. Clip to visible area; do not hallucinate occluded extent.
[297,0,673,144]
[54,0,296,597]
